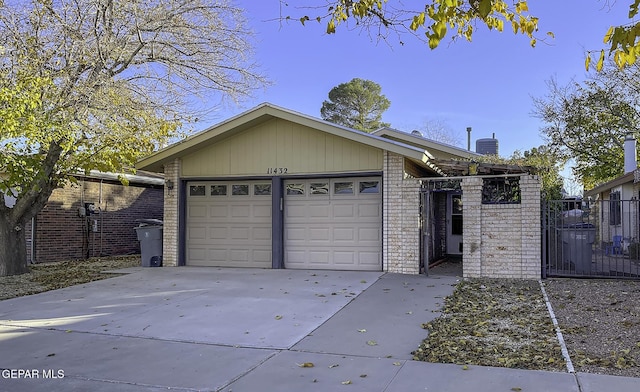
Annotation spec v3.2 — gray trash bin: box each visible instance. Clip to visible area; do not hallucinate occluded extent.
[560,223,595,274]
[135,220,163,267]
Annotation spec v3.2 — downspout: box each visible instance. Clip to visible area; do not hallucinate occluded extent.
[30,217,35,264]
[99,179,103,256]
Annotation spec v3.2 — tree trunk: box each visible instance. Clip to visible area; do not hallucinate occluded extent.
[0,216,29,276]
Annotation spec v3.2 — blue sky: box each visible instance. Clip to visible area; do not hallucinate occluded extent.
[205,1,631,164]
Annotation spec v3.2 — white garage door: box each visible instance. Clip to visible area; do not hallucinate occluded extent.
[284,177,382,271]
[186,181,272,267]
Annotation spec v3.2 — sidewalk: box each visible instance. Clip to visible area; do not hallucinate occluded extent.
[0,268,638,391]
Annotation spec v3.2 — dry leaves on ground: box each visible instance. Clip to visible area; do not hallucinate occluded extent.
[0,256,140,300]
[415,277,640,378]
[413,279,566,371]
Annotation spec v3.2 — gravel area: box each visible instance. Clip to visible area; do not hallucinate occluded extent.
[415,270,640,378]
[544,278,640,378]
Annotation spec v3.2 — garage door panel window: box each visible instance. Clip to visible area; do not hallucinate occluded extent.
[232,184,249,196]
[254,184,271,196]
[209,185,227,196]
[310,183,329,195]
[190,185,206,196]
[359,181,379,193]
[334,182,353,194]
[287,183,305,195]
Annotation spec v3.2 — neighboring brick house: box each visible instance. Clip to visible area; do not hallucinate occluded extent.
[24,171,164,264]
[136,103,541,278]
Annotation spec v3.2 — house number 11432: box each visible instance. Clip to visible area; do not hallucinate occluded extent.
[267,167,288,174]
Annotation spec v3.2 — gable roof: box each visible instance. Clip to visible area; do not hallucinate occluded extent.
[137,103,435,173]
[372,127,482,160]
[584,171,635,198]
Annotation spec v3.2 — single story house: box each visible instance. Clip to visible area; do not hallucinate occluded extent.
[21,171,164,263]
[137,103,541,278]
[584,135,640,252]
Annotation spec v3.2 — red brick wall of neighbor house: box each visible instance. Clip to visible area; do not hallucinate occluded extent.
[26,178,163,263]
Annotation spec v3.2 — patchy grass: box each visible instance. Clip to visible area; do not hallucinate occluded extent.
[413,279,566,371]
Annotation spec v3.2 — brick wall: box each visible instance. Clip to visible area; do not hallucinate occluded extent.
[162,159,181,267]
[383,152,421,274]
[27,177,163,264]
[462,175,541,279]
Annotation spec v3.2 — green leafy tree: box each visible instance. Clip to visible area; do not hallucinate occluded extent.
[285,1,545,48]
[512,146,566,201]
[321,78,391,132]
[285,1,640,69]
[533,64,640,190]
[476,146,566,201]
[0,0,265,276]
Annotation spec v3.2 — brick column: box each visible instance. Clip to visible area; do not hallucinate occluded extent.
[462,177,483,278]
[383,152,420,274]
[520,175,541,279]
[162,158,181,267]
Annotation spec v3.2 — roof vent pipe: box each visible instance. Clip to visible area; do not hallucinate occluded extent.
[624,134,637,173]
[467,127,471,151]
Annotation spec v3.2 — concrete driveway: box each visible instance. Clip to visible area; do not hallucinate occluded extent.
[0,267,638,391]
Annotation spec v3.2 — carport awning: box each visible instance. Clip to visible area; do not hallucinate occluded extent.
[430,159,536,176]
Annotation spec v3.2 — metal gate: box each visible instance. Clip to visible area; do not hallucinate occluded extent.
[420,179,462,272]
[543,199,640,279]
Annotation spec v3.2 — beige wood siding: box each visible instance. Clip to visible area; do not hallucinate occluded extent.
[181,118,383,177]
